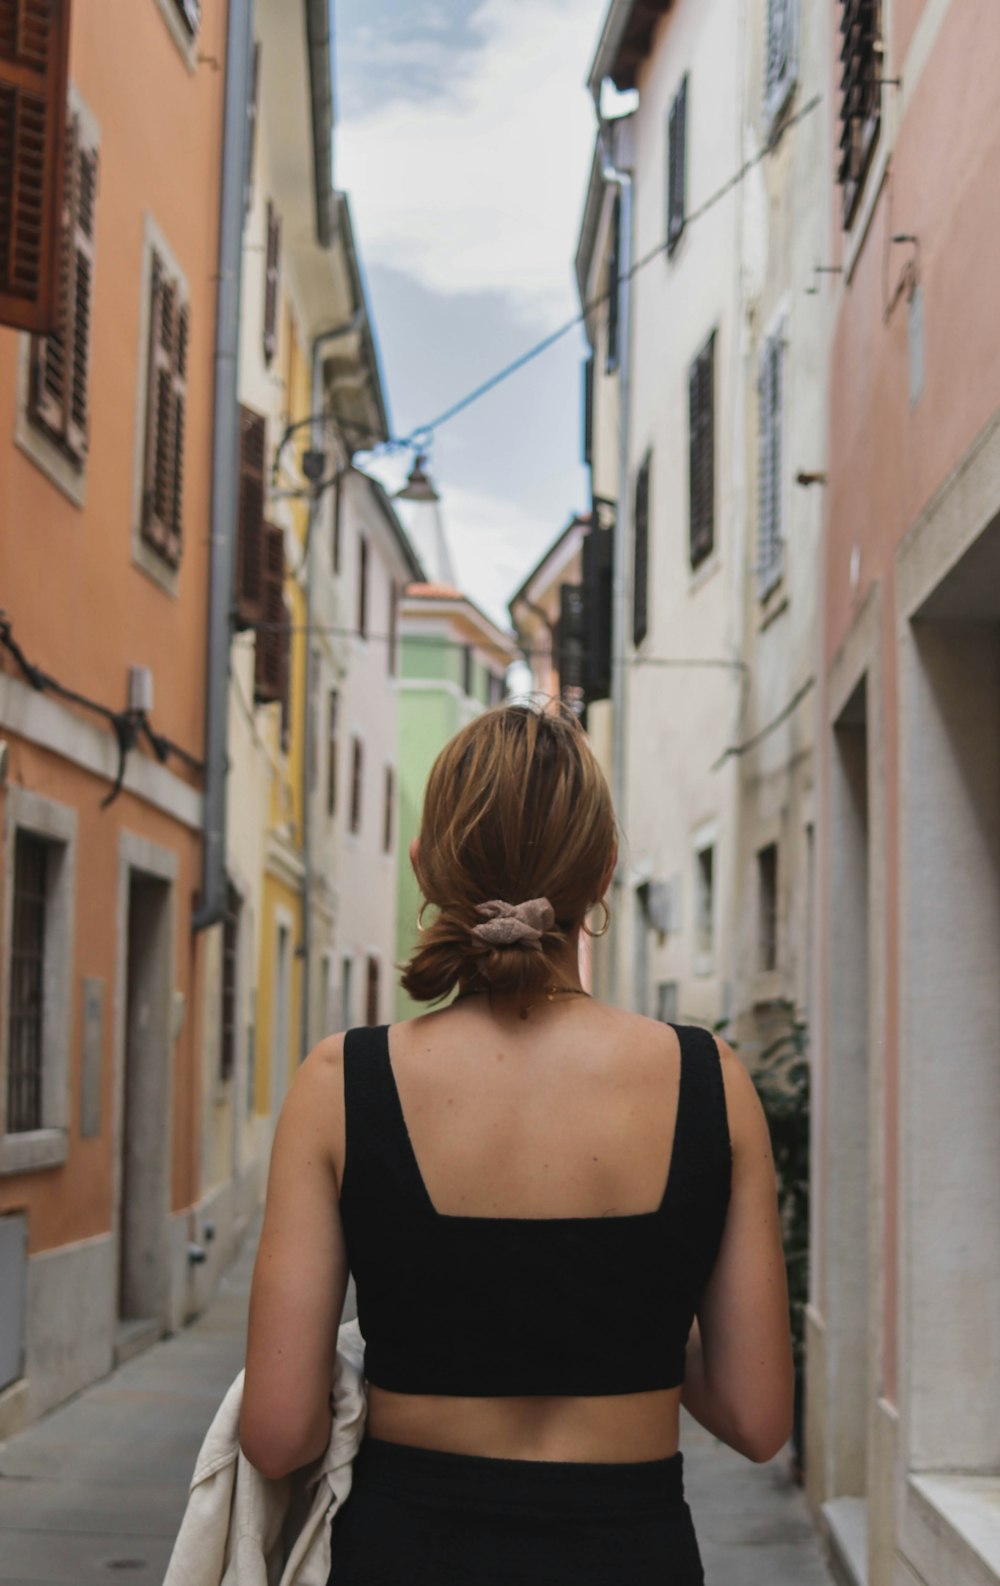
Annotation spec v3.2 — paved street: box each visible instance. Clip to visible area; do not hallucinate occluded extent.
[0,1234,831,1585]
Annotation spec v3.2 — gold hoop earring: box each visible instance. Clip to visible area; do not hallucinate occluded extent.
[416,900,432,932]
[584,899,610,938]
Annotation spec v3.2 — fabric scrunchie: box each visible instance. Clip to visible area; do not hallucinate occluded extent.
[471,897,555,948]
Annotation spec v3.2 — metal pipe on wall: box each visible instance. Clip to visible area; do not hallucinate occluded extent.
[593,105,633,1010]
[193,0,254,933]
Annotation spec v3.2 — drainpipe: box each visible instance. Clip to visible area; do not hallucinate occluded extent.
[593,95,632,1008]
[192,0,253,933]
[299,313,364,1062]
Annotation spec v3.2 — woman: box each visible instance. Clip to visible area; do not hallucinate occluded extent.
[241,703,793,1584]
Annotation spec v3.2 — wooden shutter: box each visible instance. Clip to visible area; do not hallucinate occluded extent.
[235,405,266,629]
[31,108,97,462]
[668,75,687,255]
[582,513,613,703]
[365,956,380,1027]
[349,738,363,834]
[327,690,338,816]
[142,252,187,568]
[254,522,286,705]
[605,194,620,371]
[262,199,280,364]
[172,0,200,37]
[632,454,650,647]
[557,583,586,707]
[689,333,715,567]
[839,0,881,226]
[0,0,71,332]
[357,535,369,639]
[757,330,783,592]
[582,353,594,466]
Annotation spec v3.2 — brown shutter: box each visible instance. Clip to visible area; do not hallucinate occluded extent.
[28,100,73,434]
[235,405,266,629]
[142,252,186,567]
[262,199,280,364]
[66,129,96,458]
[689,332,715,567]
[0,0,72,332]
[254,522,286,705]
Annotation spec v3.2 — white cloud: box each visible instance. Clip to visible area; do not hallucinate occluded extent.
[336,0,607,321]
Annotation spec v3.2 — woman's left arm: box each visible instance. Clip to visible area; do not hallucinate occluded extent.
[240,1037,349,1480]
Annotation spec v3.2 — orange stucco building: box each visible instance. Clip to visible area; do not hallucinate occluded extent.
[0,0,235,1430]
[810,3,1000,1583]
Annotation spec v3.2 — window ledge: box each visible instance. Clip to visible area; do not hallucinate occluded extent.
[908,1472,1000,1583]
[758,572,787,631]
[133,535,181,598]
[0,1129,69,1176]
[822,1496,867,1586]
[689,550,721,595]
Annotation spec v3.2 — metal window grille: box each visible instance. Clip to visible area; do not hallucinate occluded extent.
[757,327,784,595]
[838,0,882,227]
[557,583,586,715]
[688,331,716,568]
[696,845,714,956]
[667,75,688,256]
[7,831,48,1134]
[632,454,651,648]
[220,882,240,1083]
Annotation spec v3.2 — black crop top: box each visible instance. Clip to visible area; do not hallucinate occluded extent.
[338,1022,732,1397]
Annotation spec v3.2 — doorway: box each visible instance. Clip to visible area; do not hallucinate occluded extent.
[118,872,171,1329]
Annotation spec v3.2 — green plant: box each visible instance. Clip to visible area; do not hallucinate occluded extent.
[749,999,810,1373]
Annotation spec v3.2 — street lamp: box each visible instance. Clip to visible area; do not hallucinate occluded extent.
[395,453,440,503]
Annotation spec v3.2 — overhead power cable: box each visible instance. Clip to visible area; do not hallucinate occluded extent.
[400,93,823,447]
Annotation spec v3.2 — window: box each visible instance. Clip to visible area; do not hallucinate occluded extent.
[327,691,339,817]
[7,833,48,1134]
[688,330,716,568]
[838,0,882,227]
[765,0,798,127]
[254,524,288,709]
[141,249,189,568]
[171,0,201,37]
[28,108,98,466]
[489,671,506,707]
[462,645,474,698]
[262,199,280,364]
[0,0,71,332]
[582,353,594,466]
[220,882,241,1083]
[357,535,369,639]
[340,956,354,1029]
[758,843,779,972]
[558,584,586,712]
[605,194,620,373]
[349,737,363,835]
[695,843,715,962]
[667,75,688,257]
[387,580,398,677]
[235,405,265,630]
[632,453,651,647]
[757,325,784,595]
[656,981,680,1024]
[366,956,381,1027]
[582,512,614,704]
[383,766,395,855]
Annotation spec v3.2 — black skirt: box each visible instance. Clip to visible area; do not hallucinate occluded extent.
[328,1435,705,1584]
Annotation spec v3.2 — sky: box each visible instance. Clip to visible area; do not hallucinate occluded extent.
[333,0,609,628]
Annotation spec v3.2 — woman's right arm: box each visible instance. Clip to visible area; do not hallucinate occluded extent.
[680,1039,794,1463]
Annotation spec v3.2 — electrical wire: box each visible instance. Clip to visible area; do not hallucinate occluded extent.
[399,93,823,447]
[711,676,815,770]
[0,613,204,807]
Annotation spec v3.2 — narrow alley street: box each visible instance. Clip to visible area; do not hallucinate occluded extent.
[0,1232,833,1586]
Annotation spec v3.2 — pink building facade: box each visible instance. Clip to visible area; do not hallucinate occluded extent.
[809,4,1000,1584]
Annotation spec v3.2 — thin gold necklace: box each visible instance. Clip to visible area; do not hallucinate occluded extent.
[453,986,591,1020]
